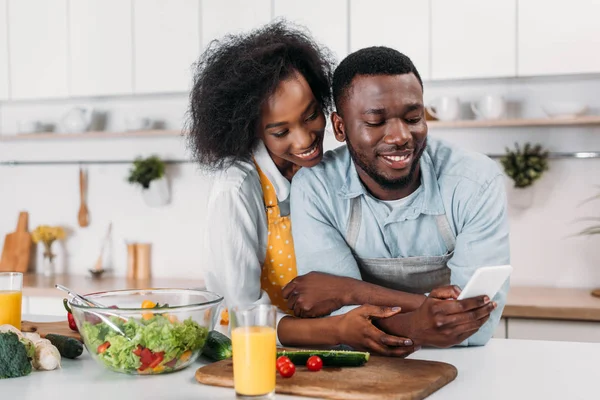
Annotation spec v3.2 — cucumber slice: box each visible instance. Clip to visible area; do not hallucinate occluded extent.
[277,349,369,367]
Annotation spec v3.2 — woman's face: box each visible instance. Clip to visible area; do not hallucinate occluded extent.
[258,71,326,172]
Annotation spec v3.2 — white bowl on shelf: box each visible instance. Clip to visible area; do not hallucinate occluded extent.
[542,102,588,118]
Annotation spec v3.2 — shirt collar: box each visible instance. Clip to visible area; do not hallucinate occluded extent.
[338,145,445,216]
[252,139,291,202]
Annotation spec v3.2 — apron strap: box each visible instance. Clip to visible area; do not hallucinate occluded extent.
[346,196,362,250]
[434,214,456,253]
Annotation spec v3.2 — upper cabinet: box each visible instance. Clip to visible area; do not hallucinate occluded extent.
[201,0,271,48]
[69,0,133,97]
[133,0,200,94]
[8,0,69,99]
[518,0,600,76]
[274,0,348,60]
[0,0,8,100]
[350,0,430,80]
[431,0,516,80]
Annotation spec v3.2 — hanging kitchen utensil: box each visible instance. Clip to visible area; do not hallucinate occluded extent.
[90,222,112,278]
[78,167,90,227]
[0,211,32,273]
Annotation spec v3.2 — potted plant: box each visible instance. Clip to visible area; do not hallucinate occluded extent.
[127,155,170,207]
[500,143,549,208]
[574,186,600,298]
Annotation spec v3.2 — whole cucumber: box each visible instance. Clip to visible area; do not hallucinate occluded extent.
[45,334,84,359]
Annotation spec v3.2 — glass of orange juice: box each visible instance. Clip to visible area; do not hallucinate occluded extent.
[0,272,23,330]
[230,304,277,399]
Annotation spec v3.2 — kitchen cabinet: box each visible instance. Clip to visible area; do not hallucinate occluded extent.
[201,0,271,49]
[273,0,348,60]
[507,319,600,343]
[7,0,69,99]
[431,0,516,80]
[493,318,507,339]
[518,0,600,76]
[24,296,67,317]
[69,0,133,97]
[133,0,200,94]
[0,0,8,100]
[350,0,430,80]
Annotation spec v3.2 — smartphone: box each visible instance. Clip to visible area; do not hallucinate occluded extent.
[456,265,513,301]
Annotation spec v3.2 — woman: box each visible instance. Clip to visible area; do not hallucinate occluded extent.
[187,22,411,356]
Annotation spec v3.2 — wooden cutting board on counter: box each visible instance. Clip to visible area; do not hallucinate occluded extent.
[0,212,32,273]
[196,356,457,400]
[21,320,82,341]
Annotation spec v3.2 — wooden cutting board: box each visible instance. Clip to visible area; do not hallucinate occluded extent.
[21,320,82,341]
[0,211,32,273]
[196,356,457,400]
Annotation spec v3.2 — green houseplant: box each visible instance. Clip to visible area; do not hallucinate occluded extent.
[127,155,166,189]
[127,156,170,207]
[500,143,549,188]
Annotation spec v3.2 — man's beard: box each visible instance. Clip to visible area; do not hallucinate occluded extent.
[346,138,427,191]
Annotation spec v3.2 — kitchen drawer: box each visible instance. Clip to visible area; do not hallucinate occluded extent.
[26,296,66,317]
[507,319,600,343]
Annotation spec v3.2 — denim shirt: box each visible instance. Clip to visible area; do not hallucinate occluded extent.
[290,137,510,346]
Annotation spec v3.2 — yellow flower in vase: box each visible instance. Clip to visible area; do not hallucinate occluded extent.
[31,225,67,277]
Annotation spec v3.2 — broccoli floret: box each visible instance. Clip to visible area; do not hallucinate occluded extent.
[0,332,32,379]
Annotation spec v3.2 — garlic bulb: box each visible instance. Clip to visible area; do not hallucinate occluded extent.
[32,343,61,371]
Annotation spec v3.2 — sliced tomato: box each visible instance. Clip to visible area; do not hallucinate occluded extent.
[132,345,143,357]
[140,348,154,366]
[149,352,165,369]
[97,341,111,354]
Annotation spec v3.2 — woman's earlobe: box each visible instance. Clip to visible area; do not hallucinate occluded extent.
[331,112,346,143]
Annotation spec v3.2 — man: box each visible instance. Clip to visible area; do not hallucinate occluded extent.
[285,47,509,347]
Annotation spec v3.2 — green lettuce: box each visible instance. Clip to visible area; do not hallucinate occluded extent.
[80,314,208,373]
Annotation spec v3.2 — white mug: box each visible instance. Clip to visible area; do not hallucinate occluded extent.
[125,117,151,131]
[426,96,461,121]
[471,95,506,120]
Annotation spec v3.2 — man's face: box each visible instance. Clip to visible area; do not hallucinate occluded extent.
[332,73,428,200]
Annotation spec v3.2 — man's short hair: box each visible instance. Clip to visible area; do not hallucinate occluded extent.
[332,46,423,113]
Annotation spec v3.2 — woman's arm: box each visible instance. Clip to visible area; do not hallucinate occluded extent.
[277,305,417,357]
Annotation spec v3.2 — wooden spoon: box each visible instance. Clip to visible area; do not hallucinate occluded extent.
[78,167,90,227]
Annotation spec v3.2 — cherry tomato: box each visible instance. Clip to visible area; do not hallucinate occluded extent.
[306,356,323,372]
[278,362,295,378]
[276,356,292,370]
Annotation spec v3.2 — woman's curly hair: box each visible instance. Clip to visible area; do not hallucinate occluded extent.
[186,20,335,169]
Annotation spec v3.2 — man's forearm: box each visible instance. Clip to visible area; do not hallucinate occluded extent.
[277,316,341,347]
[345,278,426,312]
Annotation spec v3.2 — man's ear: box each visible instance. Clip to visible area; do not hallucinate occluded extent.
[331,112,346,143]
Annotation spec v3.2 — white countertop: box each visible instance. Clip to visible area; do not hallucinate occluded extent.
[4,315,599,399]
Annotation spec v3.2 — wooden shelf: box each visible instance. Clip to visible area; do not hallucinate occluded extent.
[428,115,600,129]
[0,129,182,141]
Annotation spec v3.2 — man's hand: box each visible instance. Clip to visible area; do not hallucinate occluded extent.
[337,305,418,357]
[283,272,354,317]
[378,285,496,348]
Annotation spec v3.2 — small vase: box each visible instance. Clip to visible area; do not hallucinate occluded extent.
[42,243,56,277]
[508,186,535,209]
[141,176,170,207]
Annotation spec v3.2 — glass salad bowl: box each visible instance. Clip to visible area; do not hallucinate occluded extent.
[69,288,223,375]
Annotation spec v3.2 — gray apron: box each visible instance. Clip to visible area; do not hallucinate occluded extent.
[345,196,454,294]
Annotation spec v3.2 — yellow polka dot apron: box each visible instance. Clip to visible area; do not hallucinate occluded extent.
[219,162,298,326]
[255,162,298,313]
